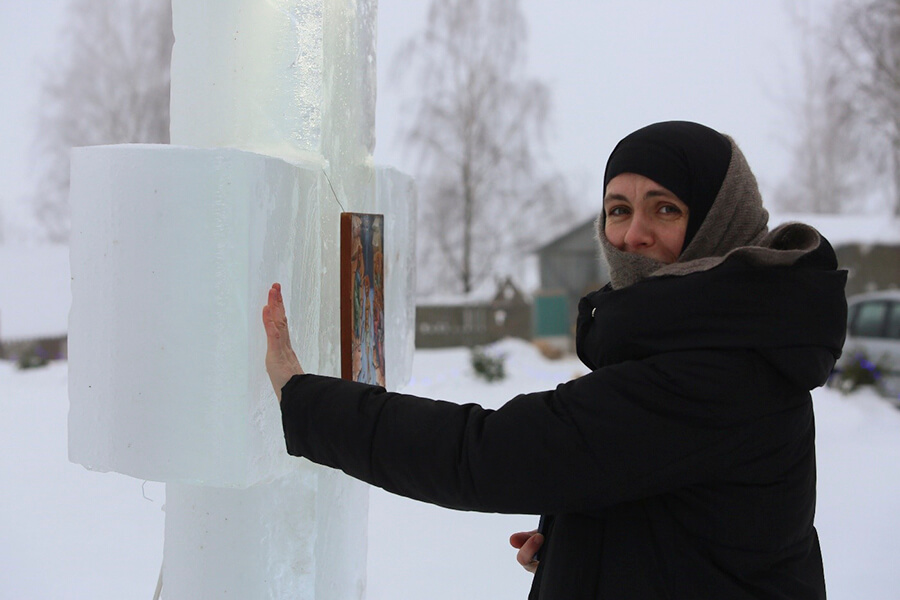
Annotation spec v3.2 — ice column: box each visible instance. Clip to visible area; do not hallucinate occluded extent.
[67,0,416,598]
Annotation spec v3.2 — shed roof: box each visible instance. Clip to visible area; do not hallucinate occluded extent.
[534,217,596,254]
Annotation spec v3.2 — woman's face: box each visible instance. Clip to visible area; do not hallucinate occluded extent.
[603,173,689,264]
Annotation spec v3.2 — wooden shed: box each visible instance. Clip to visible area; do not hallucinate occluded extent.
[533,217,609,331]
[415,277,532,349]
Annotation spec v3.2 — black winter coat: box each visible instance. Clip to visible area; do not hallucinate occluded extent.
[280,240,846,599]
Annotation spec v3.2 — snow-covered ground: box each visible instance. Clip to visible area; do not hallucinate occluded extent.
[2,339,899,598]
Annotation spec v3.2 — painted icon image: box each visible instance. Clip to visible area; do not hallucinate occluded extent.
[341,212,385,386]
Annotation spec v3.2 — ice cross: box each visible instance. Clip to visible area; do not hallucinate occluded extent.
[67,1,416,597]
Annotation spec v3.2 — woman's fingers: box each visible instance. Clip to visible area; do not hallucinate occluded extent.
[510,530,543,574]
[268,286,282,327]
[262,304,280,348]
[263,283,305,402]
[274,283,287,326]
[265,284,286,334]
[267,283,301,363]
[263,287,282,342]
[509,530,537,549]
[270,283,296,351]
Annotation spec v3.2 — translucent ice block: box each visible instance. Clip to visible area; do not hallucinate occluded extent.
[169,0,376,166]
[375,167,417,391]
[163,466,369,600]
[68,145,416,486]
[319,0,378,210]
[68,144,342,486]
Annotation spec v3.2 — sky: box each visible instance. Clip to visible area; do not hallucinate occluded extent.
[376,0,822,220]
[0,0,827,239]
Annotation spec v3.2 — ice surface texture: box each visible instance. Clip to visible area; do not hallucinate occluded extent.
[164,467,369,600]
[169,0,376,168]
[68,145,416,487]
[377,167,418,385]
[69,1,412,596]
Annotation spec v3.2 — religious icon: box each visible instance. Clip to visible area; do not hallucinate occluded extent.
[340,212,386,386]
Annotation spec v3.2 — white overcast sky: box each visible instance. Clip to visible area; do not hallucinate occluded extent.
[0,0,827,237]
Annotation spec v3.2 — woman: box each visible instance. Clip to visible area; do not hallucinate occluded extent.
[263,121,846,599]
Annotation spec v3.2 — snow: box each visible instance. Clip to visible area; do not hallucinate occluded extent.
[814,389,900,594]
[3,339,900,598]
[1,361,165,598]
[0,244,70,341]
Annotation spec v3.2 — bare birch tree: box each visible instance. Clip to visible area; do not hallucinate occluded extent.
[773,3,877,213]
[832,0,900,215]
[395,0,575,295]
[32,0,173,243]
[777,0,900,215]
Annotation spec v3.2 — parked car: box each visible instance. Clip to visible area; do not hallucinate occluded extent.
[832,290,900,402]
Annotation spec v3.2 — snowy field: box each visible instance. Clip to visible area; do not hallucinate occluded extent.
[2,338,899,599]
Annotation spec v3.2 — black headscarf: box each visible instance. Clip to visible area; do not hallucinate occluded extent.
[603,121,732,251]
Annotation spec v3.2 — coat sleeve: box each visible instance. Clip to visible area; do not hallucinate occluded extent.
[280,349,803,515]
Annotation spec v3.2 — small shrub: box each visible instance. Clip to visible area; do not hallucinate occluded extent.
[834,352,884,394]
[16,346,50,370]
[533,339,565,360]
[471,346,506,382]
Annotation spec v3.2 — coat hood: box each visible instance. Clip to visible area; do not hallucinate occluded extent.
[577,236,847,392]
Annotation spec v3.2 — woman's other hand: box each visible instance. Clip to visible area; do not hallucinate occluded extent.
[509,530,544,574]
[262,283,304,403]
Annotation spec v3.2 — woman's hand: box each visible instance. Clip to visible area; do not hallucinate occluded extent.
[509,530,544,574]
[262,283,304,403]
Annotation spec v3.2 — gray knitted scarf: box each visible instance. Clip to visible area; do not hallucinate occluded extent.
[598,137,823,289]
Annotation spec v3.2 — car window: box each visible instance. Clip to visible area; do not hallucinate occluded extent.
[847,303,858,330]
[887,302,900,339]
[851,301,888,337]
